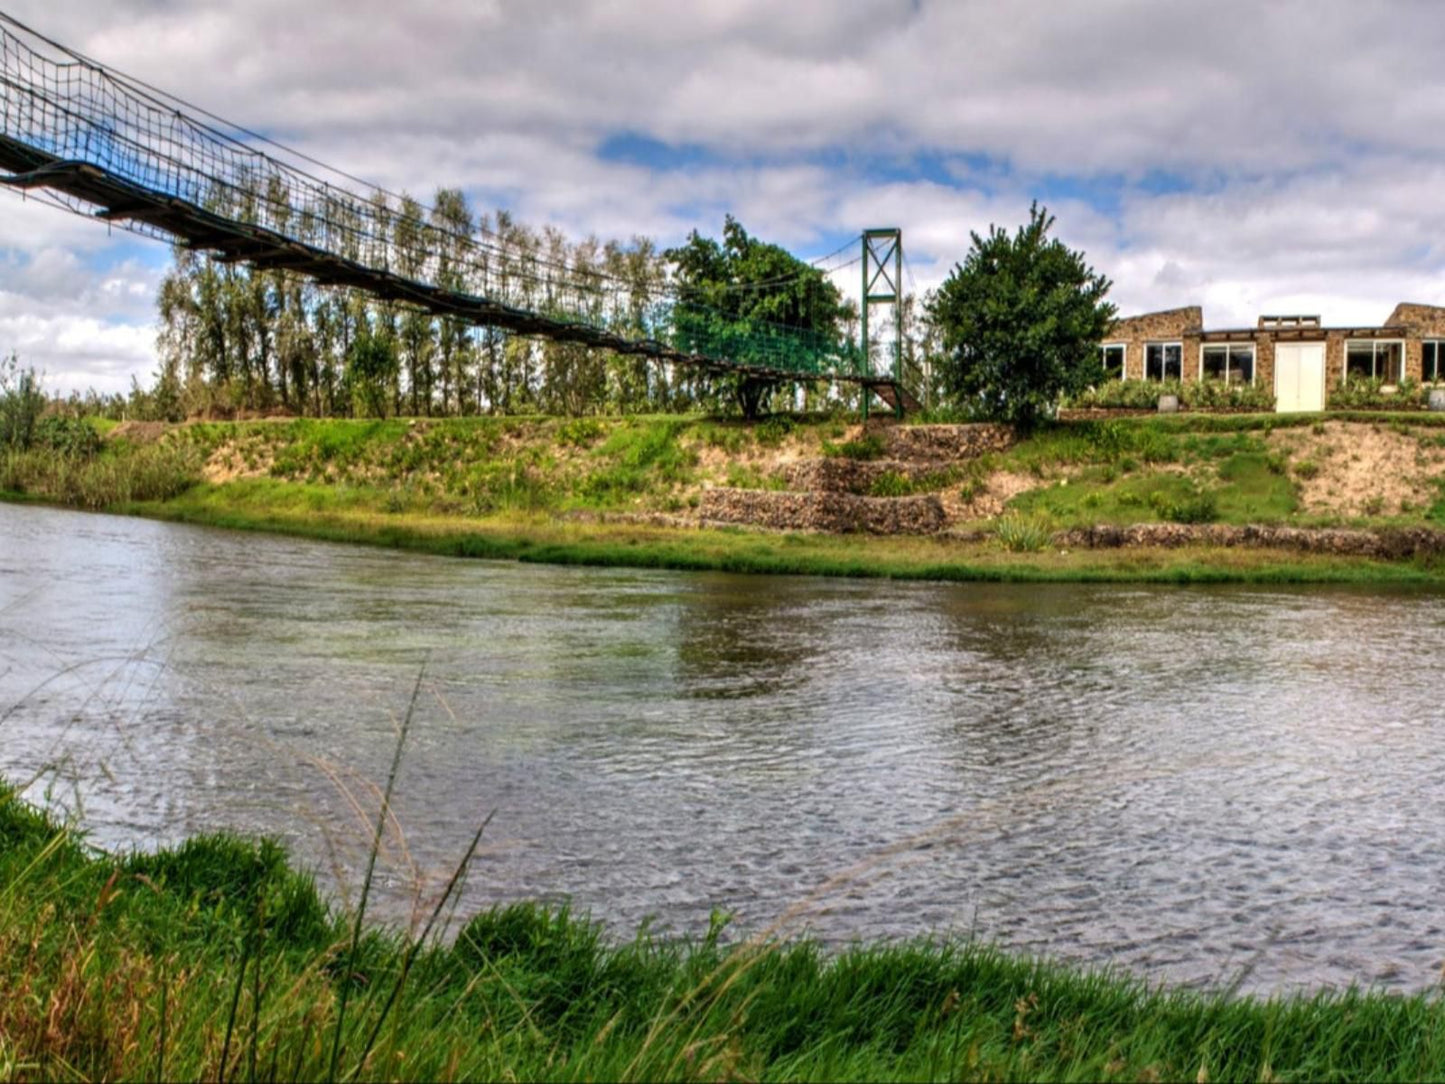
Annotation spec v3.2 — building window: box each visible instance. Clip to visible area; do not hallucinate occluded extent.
[1201,343,1255,384]
[1145,342,1182,381]
[1344,340,1403,383]
[1424,341,1445,382]
[1100,343,1125,379]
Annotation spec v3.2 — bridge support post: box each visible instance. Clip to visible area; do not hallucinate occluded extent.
[736,376,774,421]
[861,228,904,419]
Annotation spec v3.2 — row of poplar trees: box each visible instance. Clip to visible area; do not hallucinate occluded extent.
[147,180,943,419]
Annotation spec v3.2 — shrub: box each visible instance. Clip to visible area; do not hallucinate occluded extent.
[1070,378,1274,413]
[33,415,102,458]
[1184,380,1275,412]
[1150,485,1218,524]
[1070,379,1166,410]
[995,512,1054,552]
[1294,459,1320,480]
[557,417,604,447]
[1328,376,1425,411]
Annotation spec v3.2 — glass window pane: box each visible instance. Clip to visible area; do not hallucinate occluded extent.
[1230,345,1254,384]
[1346,342,1374,382]
[1202,345,1228,381]
[1146,343,1163,381]
[1426,342,1438,382]
[1382,342,1403,382]
[1164,344,1181,380]
[1101,344,1124,377]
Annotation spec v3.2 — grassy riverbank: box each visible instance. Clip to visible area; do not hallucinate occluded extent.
[4,784,1444,1082]
[5,411,1445,585]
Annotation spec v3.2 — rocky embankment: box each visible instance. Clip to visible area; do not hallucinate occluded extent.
[1058,523,1445,559]
[699,423,1012,534]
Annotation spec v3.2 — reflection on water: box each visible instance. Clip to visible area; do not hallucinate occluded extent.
[3,501,1445,994]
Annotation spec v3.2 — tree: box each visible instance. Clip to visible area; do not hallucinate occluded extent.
[927,203,1115,428]
[346,318,399,418]
[665,216,848,417]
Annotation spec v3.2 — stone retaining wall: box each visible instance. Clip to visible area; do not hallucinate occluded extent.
[1056,523,1445,559]
[699,488,946,534]
[879,423,1014,459]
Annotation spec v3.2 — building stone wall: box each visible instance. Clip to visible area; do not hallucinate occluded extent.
[1325,331,1346,392]
[1253,334,1276,393]
[1386,303,1445,383]
[1104,306,1203,381]
[1099,300,1445,402]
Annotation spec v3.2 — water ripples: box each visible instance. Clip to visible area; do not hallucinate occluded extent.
[4,503,1445,994]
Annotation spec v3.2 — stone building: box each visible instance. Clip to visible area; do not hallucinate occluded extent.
[1099,302,1445,411]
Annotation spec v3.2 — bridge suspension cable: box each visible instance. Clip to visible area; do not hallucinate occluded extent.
[0,11,914,397]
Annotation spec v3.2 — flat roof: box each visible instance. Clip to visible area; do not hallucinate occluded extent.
[1192,325,1408,340]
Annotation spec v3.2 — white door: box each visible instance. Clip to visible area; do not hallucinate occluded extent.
[1274,342,1326,412]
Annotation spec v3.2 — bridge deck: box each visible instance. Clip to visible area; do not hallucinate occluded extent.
[0,14,918,406]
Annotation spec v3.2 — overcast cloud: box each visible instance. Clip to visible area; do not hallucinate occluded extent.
[4,0,1445,393]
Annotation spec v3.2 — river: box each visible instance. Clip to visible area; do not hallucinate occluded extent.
[2,501,1443,995]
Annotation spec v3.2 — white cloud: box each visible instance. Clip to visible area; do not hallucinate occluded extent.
[5,0,1445,388]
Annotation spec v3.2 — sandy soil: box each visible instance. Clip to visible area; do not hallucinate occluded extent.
[202,441,274,484]
[1268,421,1445,517]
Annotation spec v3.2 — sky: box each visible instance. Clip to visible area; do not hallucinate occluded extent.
[6,0,1445,394]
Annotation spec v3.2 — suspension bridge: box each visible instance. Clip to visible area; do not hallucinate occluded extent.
[0,13,923,416]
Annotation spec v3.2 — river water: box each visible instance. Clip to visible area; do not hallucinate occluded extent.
[2,501,1443,994]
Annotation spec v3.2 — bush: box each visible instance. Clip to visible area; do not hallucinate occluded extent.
[1070,379,1169,410]
[1070,379,1275,413]
[32,415,102,457]
[557,417,604,447]
[995,512,1054,552]
[1150,485,1218,523]
[1328,376,1426,411]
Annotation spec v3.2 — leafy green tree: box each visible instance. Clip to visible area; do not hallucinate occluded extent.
[927,203,1114,428]
[665,216,847,417]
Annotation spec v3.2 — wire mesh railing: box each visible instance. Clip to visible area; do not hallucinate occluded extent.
[0,14,883,386]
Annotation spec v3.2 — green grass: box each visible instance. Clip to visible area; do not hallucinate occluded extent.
[0,441,204,509]
[9,411,1445,587]
[106,485,1445,587]
[1006,438,1298,528]
[6,782,1445,1081]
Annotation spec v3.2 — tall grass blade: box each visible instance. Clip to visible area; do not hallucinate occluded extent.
[156,960,167,1083]
[247,899,263,1083]
[327,654,427,1081]
[218,937,252,1084]
[347,808,496,1081]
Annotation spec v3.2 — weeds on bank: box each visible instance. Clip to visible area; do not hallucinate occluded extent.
[0,441,203,509]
